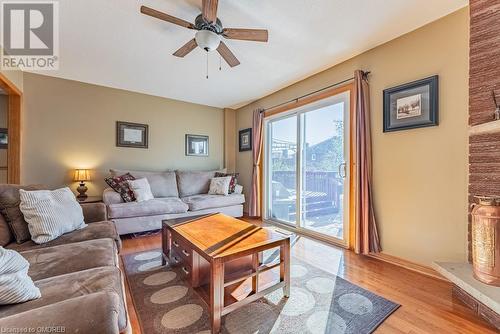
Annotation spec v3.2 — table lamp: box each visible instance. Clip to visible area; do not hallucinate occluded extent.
[74,169,91,199]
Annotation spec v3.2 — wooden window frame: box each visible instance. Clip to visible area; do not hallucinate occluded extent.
[0,73,22,184]
[259,83,355,249]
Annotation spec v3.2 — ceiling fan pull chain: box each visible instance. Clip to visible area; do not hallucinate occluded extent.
[219,54,222,71]
[206,51,209,79]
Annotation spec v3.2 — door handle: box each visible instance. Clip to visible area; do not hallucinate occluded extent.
[338,162,346,179]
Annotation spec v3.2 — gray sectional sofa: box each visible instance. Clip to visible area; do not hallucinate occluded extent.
[104,169,245,235]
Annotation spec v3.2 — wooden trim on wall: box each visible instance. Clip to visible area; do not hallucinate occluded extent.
[367,252,447,281]
[0,73,22,184]
[7,95,20,184]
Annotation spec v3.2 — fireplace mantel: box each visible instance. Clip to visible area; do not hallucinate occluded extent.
[469,119,500,135]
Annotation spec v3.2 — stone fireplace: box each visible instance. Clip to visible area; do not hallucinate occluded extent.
[435,0,500,330]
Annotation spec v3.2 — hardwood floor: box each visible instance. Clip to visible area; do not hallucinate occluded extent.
[120,220,496,334]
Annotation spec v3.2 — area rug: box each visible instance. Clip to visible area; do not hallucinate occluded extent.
[122,249,399,334]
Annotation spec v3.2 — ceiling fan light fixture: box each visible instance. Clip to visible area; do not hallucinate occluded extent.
[195,30,220,52]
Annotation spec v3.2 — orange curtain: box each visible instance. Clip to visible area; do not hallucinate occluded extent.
[354,70,381,254]
[249,108,264,217]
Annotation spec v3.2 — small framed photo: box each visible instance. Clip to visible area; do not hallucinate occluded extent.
[383,75,439,132]
[116,121,148,148]
[239,128,252,152]
[0,128,7,149]
[185,134,209,157]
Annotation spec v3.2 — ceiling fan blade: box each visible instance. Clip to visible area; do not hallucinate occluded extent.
[222,28,268,42]
[202,0,219,23]
[173,39,198,57]
[141,6,195,29]
[217,41,240,67]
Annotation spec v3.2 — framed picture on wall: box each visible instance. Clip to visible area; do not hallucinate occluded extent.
[239,128,252,152]
[116,121,149,148]
[383,75,439,132]
[0,128,7,149]
[185,134,209,157]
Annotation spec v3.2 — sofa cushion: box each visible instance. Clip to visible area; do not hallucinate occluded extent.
[20,188,87,244]
[182,194,245,211]
[0,213,13,247]
[5,221,121,252]
[110,169,179,198]
[21,239,118,281]
[0,267,127,331]
[176,169,226,197]
[103,188,124,205]
[0,184,44,244]
[108,198,188,219]
[127,178,154,202]
[0,292,123,334]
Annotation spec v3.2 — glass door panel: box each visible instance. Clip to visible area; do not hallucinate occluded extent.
[300,93,349,240]
[267,115,297,225]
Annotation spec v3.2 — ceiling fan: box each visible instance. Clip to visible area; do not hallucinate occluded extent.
[140,0,269,68]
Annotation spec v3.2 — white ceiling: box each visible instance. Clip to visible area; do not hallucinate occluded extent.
[28,0,467,108]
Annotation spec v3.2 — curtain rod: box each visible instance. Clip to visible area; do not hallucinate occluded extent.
[260,71,370,113]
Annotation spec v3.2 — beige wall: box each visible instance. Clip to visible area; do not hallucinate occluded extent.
[22,73,224,195]
[0,68,23,93]
[236,8,469,266]
[224,108,237,173]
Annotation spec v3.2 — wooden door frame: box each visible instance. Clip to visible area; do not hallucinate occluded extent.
[260,83,355,249]
[0,73,21,184]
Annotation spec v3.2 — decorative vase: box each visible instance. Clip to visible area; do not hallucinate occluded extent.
[471,196,500,286]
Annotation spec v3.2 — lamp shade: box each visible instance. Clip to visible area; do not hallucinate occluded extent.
[74,169,91,182]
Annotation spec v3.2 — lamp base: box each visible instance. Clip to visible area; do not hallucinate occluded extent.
[76,182,88,199]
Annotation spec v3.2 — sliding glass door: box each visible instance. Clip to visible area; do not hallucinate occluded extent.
[264,90,351,245]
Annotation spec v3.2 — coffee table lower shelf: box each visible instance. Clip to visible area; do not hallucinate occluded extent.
[190,263,286,317]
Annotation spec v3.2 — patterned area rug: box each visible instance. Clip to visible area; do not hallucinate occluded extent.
[122,249,399,334]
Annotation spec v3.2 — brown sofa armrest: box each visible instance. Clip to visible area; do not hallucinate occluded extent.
[0,292,121,334]
[81,202,107,223]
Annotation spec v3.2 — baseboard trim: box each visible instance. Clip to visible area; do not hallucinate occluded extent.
[367,252,447,282]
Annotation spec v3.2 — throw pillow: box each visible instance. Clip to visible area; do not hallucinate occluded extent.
[104,173,136,202]
[0,247,41,305]
[19,187,87,244]
[0,213,13,247]
[127,178,154,202]
[208,176,233,196]
[215,172,239,193]
[0,184,44,244]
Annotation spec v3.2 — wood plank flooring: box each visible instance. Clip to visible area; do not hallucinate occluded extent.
[120,220,496,334]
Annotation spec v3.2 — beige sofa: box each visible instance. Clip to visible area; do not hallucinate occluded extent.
[0,200,129,334]
[104,169,245,235]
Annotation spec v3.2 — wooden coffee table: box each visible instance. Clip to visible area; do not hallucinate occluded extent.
[162,213,290,334]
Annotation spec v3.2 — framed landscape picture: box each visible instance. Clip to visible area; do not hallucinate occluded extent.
[383,75,438,132]
[116,121,149,148]
[239,128,252,152]
[185,134,209,157]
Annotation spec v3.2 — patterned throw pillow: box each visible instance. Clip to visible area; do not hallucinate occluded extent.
[104,173,136,202]
[208,177,233,196]
[215,172,239,194]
